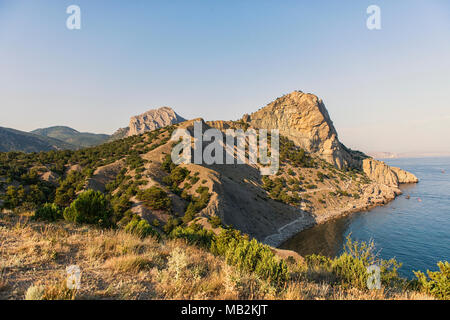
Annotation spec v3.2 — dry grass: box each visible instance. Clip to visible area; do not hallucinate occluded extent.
[0,211,433,300]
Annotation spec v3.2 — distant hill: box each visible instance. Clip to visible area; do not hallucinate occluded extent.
[0,126,75,153]
[367,152,399,159]
[31,126,110,148]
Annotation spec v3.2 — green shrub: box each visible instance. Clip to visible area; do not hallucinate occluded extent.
[182,203,197,223]
[211,229,289,286]
[181,186,211,223]
[170,224,214,248]
[170,225,288,286]
[209,215,222,228]
[414,261,449,300]
[305,235,401,290]
[33,203,61,222]
[161,154,176,173]
[163,166,190,187]
[152,219,160,227]
[163,217,181,234]
[63,190,113,227]
[137,186,171,211]
[188,176,200,184]
[124,217,159,239]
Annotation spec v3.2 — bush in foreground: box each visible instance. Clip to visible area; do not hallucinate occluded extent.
[124,217,160,240]
[63,190,113,227]
[305,235,401,290]
[171,225,289,286]
[33,203,61,222]
[414,261,449,300]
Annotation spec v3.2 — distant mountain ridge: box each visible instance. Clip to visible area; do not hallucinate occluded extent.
[0,126,75,153]
[31,126,110,148]
[1,106,186,153]
[368,151,450,159]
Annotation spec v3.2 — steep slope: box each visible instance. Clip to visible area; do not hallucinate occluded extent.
[111,107,186,140]
[0,126,75,152]
[31,126,110,148]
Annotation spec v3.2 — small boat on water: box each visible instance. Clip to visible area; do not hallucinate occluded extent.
[442,170,446,174]
[406,195,410,199]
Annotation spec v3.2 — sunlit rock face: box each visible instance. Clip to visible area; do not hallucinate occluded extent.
[128,107,186,136]
[242,91,354,169]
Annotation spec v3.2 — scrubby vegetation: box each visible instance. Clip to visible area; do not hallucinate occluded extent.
[159,155,211,224]
[0,211,446,300]
[33,203,61,222]
[0,126,447,300]
[0,131,156,211]
[170,225,288,286]
[124,217,160,240]
[414,261,449,299]
[63,190,113,227]
[137,186,171,211]
[305,236,402,290]
[279,136,315,168]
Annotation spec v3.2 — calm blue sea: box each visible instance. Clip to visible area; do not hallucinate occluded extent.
[281,157,450,278]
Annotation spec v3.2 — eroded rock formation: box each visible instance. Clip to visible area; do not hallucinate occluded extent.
[241,91,418,186]
[111,107,186,140]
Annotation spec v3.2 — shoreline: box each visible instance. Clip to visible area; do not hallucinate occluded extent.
[264,185,411,248]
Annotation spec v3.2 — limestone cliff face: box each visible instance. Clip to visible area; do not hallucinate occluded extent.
[128,107,186,136]
[362,159,419,187]
[241,91,354,169]
[241,91,418,187]
[390,166,419,184]
[362,158,400,187]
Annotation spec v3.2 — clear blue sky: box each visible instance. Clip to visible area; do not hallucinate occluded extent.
[1,0,449,153]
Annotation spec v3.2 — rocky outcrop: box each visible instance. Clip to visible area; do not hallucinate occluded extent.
[110,107,186,140]
[391,166,419,184]
[241,91,355,169]
[241,90,418,187]
[128,107,186,136]
[362,158,400,187]
[85,160,124,192]
[361,183,402,205]
[362,158,419,187]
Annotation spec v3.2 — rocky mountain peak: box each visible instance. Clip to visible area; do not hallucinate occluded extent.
[242,91,353,169]
[128,106,186,136]
[111,107,186,140]
[241,91,418,186]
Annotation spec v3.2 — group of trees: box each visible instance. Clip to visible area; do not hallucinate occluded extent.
[279,136,315,168]
[0,128,174,237]
[137,186,172,211]
[0,131,158,211]
[160,154,212,225]
[261,176,301,205]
